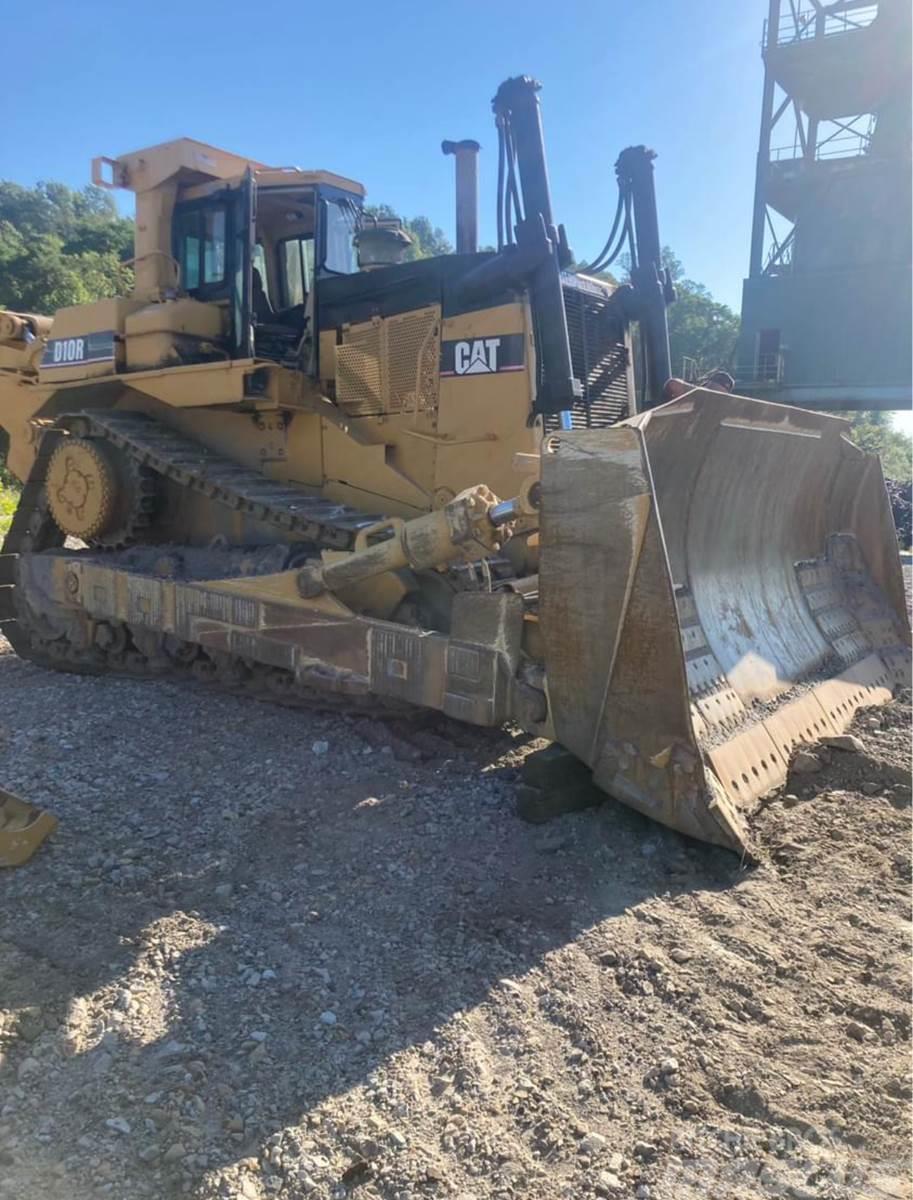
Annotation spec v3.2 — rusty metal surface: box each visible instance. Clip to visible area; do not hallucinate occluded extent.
[538,427,748,851]
[16,543,522,732]
[539,390,910,853]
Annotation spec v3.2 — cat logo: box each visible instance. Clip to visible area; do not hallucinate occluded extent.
[440,332,524,378]
[454,337,501,375]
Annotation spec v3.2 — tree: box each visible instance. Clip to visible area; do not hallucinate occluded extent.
[0,181,135,484]
[664,258,741,381]
[618,247,740,379]
[363,204,452,260]
[841,411,911,481]
[0,181,133,314]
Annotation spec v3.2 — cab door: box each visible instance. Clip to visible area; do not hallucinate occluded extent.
[230,169,256,359]
[171,172,256,361]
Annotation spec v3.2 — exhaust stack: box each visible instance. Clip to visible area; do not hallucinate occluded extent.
[442,139,480,254]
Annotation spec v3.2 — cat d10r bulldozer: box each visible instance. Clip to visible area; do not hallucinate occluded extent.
[0,76,908,856]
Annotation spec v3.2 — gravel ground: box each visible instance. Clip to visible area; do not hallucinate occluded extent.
[0,626,910,1200]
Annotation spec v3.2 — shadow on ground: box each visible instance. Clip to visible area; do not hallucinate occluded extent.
[0,650,742,1198]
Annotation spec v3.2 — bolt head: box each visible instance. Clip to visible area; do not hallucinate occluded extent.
[297,568,325,599]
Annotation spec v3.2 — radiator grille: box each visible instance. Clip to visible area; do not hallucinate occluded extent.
[545,283,631,431]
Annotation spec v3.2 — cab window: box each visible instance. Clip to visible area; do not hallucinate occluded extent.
[174,204,228,292]
[203,210,226,282]
[181,228,201,289]
[318,195,360,276]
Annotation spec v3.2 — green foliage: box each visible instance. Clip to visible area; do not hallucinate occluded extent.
[618,247,740,379]
[662,250,740,380]
[363,204,452,260]
[403,214,452,259]
[0,482,18,539]
[841,411,912,481]
[0,181,133,314]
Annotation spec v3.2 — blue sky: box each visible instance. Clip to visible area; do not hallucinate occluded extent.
[2,0,767,310]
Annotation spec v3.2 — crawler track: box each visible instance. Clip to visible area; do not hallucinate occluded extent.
[69,409,385,549]
[0,421,407,716]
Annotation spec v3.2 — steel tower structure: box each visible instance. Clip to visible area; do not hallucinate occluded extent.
[737,0,911,410]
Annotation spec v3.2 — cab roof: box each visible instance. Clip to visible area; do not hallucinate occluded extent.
[92,137,365,198]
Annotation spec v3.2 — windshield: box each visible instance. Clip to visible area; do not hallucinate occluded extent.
[319,193,360,275]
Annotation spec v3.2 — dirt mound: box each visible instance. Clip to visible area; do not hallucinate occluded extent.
[0,643,909,1200]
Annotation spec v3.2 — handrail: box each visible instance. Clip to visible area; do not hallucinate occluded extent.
[734,353,785,385]
[763,227,795,275]
[764,3,879,49]
[769,114,875,164]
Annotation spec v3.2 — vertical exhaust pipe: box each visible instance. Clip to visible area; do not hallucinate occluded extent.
[441,139,480,254]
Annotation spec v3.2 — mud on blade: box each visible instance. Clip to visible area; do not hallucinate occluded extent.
[538,389,911,853]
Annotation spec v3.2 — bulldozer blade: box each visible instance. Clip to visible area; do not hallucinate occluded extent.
[0,790,58,867]
[539,389,911,853]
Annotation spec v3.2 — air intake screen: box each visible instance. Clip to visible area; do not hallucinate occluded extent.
[336,306,440,417]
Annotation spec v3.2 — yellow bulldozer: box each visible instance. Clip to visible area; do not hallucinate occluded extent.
[0,76,908,859]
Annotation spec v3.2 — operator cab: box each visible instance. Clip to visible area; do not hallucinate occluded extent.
[170,166,362,367]
[246,183,361,364]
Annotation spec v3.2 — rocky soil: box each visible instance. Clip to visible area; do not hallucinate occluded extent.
[0,634,910,1200]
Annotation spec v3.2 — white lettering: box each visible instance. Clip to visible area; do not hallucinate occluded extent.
[450,335,506,375]
[48,336,93,366]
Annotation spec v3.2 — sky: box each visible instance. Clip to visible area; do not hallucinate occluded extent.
[2,0,768,311]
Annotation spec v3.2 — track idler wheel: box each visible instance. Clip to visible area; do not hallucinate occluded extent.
[46,438,119,541]
[46,436,158,546]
